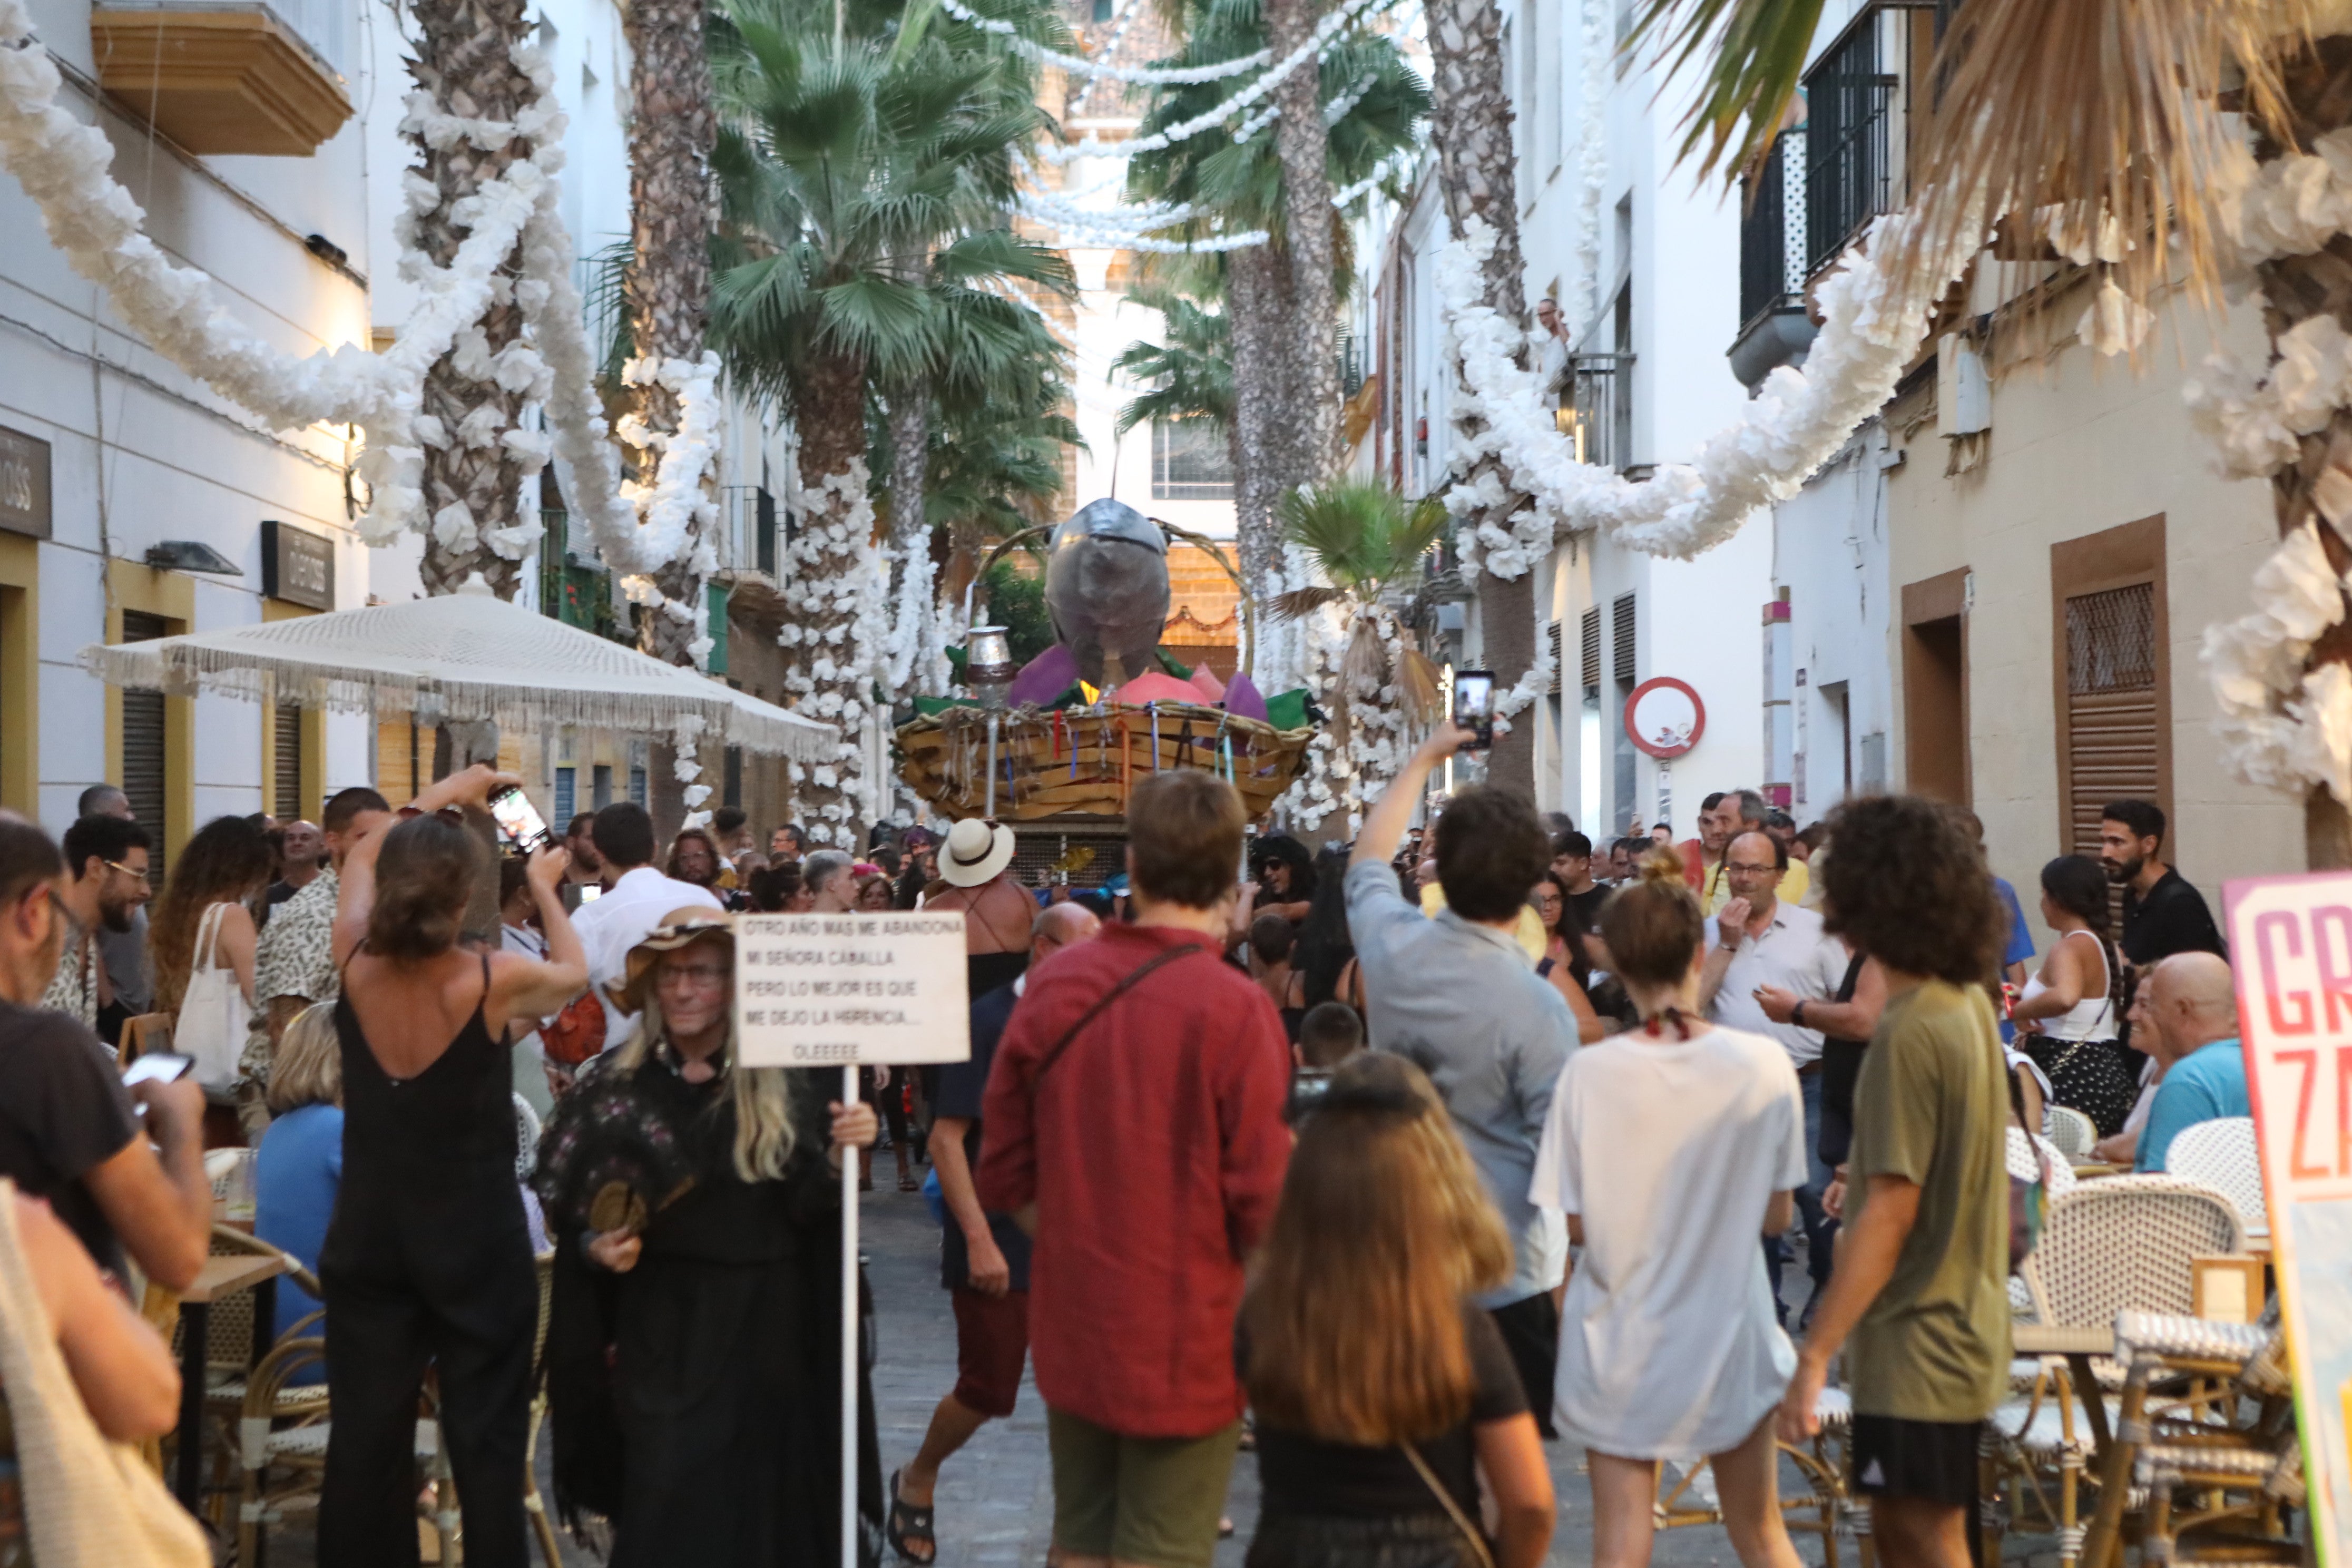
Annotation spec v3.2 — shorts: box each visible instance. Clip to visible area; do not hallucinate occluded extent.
[1850,1414,1984,1508]
[1487,1292,1559,1439]
[1047,1407,1242,1568]
[949,1285,1030,1418]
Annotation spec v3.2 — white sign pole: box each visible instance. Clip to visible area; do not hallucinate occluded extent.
[733,912,975,1568]
[841,1060,859,1568]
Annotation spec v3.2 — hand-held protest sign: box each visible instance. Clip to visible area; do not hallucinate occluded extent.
[734,912,972,1568]
[2224,874,2352,1568]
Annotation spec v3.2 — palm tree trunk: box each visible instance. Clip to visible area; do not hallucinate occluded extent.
[888,387,932,697]
[1226,246,1294,662]
[2258,36,2352,868]
[623,0,718,667]
[786,350,880,849]
[1424,0,1537,797]
[408,0,536,599]
[1264,0,1341,479]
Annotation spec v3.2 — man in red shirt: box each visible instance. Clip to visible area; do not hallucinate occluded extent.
[979,770,1292,1568]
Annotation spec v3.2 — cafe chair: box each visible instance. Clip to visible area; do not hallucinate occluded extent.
[116,1011,174,1067]
[2045,1105,2099,1162]
[2161,1119,2267,1240]
[1984,1179,2245,1568]
[1655,1385,1858,1568]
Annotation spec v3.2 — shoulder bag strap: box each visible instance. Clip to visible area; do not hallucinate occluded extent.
[1399,1439,1497,1568]
[1031,943,1206,1084]
[194,902,227,972]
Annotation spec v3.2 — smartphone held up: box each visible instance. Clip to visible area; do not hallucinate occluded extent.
[1452,670,1494,751]
[488,785,555,856]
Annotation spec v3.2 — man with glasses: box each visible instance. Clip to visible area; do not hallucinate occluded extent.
[1699,829,1848,1319]
[45,814,152,1038]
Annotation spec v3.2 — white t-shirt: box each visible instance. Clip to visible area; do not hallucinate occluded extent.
[1531,1022,1807,1458]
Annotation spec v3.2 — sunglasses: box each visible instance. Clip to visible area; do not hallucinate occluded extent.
[102,859,152,886]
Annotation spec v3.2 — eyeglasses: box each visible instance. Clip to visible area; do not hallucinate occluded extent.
[659,963,731,986]
[102,859,152,885]
[1725,862,1780,877]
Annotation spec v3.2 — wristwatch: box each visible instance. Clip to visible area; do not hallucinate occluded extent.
[1792,1000,1808,1030]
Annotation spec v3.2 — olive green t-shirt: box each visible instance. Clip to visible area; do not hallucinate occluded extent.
[1846,978,2011,1422]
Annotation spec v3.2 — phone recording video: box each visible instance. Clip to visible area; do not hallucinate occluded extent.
[1453,670,1495,751]
[123,1051,193,1087]
[488,785,555,856]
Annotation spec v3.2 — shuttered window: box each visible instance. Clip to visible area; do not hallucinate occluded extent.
[1580,607,1601,695]
[272,701,303,821]
[1612,593,1636,684]
[120,611,168,847]
[1546,620,1563,695]
[2062,583,2159,858]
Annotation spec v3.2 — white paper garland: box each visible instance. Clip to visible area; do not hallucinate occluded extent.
[938,0,1269,86]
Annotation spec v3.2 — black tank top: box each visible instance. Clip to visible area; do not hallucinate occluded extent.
[324,951,526,1272]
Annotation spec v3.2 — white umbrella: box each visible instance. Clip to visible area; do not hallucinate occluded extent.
[79,590,835,761]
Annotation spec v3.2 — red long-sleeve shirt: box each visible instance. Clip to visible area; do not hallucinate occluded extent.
[977,921,1293,1437]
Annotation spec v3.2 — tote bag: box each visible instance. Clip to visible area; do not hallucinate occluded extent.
[177,903,251,1092]
[0,1180,210,1568]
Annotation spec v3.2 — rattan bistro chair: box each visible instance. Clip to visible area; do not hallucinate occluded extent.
[1984,1179,2245,1568]
[2045,1105,2100,1161]
[2162,1119,2267,1239]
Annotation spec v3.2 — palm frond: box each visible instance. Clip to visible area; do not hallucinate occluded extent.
[1626,0,1822,181]
[1268,585,1345,621]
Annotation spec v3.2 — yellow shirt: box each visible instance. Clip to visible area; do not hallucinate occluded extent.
[1420,881,1549,963]
[1700,855,1810,915]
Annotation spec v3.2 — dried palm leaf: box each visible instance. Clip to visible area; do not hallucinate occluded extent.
[1398,643,1444,727]
[1890,0,2313,333]
[1269,585,1347,621]
[1340,615,1388,702]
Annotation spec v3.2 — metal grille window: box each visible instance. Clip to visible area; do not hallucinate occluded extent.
[1151,419,1234,501]
[1612,594,1637,684]
[724,746,743,809]
[2062,583,2158,858]
[554,766,576,824]
[120,611,168,845]
[272,701,302,821]
[1804,20,1901,271]
[1546,621,1563,695]
[1580,607,1602,695]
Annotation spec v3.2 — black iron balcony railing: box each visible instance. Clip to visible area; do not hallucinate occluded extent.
[1804,21,1900,273]
[1562,353,1634,471]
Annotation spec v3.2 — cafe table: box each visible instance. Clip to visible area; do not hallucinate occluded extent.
[173,1250,293,1511]
[2010,1324,2117,1448]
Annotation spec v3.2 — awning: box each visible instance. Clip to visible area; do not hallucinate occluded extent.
[80,589,834,761]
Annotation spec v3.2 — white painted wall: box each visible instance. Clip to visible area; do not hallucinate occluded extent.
[1774,423,1894,821]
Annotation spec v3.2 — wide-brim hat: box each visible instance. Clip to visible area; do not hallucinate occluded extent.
[606,908,736,1014]
[940,818,1015,887]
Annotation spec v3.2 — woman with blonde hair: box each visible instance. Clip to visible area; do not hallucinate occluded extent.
[1532,850,1807,1568]
[253,1002,341,1372]
[1240,1052,1555,1568]
[534,908,881,1567]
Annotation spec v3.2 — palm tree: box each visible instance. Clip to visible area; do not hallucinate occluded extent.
[1111,278,1236,438]
[1419,0,1537,796]
[619,0,720,668]
[406,0,540,601]
[1639,0,2350,857]
[710,0,1071,845]
[1126,8,1425,669]
[1270,477,1446,822]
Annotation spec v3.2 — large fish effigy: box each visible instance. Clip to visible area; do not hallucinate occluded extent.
[1043,498,1170,688]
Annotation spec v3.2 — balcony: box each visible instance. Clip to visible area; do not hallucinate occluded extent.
[1559,353,1634,472]
[1802,17,1903,273]
[91,2,352,155]
[1730,130,1818,390]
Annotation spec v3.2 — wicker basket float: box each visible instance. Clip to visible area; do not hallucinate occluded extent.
[896,700,1314,822]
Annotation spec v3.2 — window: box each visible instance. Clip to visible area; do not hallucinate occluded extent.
[2051,515,2169,863]
[756,487,778,577]
[629,741,648,808]
[555,766,575,824]
[724,747,743,809]
[120,611,169,846]
[1804,13,1903,271]
[1152,419,1234,501]
[592,763,613,811]
[1900,569,1968,806]
[272,701,303,822]
[1611,593,1637,832]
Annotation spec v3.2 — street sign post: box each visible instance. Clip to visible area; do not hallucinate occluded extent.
[734,911,972,1568]
[2223,873,2352,1568]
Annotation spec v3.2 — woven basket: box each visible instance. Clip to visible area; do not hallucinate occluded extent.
[896,700,1313,822]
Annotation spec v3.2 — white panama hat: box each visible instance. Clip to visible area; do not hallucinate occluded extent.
[939,818,1016,887]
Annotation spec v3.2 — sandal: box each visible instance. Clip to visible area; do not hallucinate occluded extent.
[898,1173,920,1192]
[887,1469,937,1565]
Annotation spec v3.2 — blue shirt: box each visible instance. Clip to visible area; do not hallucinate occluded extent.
[1346,859,1572,1306]
[2137,1040,2249,1173]
[1993,877,2035,1043]
[255,1102,343,1371]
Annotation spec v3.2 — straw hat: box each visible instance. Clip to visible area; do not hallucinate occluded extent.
[939,818,1015,887]
[605,907,737,1014]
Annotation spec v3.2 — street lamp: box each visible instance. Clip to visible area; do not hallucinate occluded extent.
[963,625,1016,816]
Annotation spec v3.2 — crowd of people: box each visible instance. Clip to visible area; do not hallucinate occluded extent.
[0,740,2259,1568]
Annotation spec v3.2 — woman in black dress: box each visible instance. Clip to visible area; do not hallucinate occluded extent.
[536,910,883,1567]
[320,767,589,1567]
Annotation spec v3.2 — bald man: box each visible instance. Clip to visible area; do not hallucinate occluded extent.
[894,900,1102,1556]
[2131,952,2249,1173]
